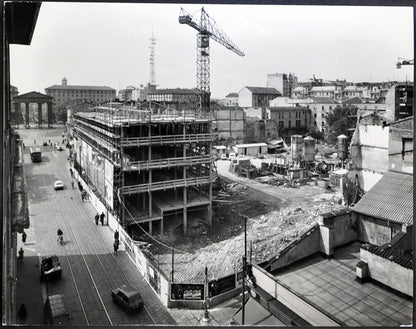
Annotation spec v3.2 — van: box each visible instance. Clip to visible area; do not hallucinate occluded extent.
[43,294,71,325]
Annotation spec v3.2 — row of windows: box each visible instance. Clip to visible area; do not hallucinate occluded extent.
[276,111,307,119]
[277,119,307,129]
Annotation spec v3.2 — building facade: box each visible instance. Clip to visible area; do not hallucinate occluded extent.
[73,105,215,236]
[213,105,244,144]
[384,84,413,121]
[224,92,239,107]
[269,106,313,137]
[238,86,281,108]
[267,73,298,97]
[146,88,199,107]
[45,78,116,107]
[3,2,40,324]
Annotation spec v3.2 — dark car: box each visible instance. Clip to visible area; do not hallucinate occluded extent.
[111,285,143,311]
[40,255,62,281]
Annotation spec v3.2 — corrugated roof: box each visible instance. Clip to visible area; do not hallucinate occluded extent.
[352,171,413,225]
[226,92,238,97]
[244,86,281,95]
[45,85,116,91]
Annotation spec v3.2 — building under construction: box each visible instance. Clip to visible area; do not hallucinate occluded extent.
[72,104,215,235]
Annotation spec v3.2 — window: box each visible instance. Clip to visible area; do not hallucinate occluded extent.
[296,120,301,128]
[322,121,325,127]
[279,121,284,128]
[288,120,291,128]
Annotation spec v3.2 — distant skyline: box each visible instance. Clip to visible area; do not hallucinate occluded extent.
[10,2,414,99]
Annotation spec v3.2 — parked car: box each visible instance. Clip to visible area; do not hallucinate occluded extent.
[54,180,64,190]
[43,141,48,146]
[55,144,63,151]
[43,294,70,325]
[111,285,143,311]
[40,255,62,281]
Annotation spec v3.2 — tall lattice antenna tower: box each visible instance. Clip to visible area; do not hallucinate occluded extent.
[149,30,156,86]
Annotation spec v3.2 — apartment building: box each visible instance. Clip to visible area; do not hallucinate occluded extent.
[238,86,281,108]
[146,88,199,109]
[72,105,215,235]
[384,84,413,121]
[267,73,298,97]
[45,78,116,107]
[269,106,313,137]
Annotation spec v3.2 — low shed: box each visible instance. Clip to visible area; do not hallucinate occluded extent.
[234,143,268,156]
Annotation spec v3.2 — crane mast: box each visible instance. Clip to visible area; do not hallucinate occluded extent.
[179,7,244,111]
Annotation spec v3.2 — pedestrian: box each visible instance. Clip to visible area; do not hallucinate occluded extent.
[18,247,24,262]
[113,239,119,254]
[69,168,73,177]
[94,213,99,225]
[100,212,105,225]
[17,304,27,323]
[23,143,25,150]
[114,230,119,241]
[78,182,83,192]
[22,231,27,243]
[81,191,84,202]
[71,179,74,188]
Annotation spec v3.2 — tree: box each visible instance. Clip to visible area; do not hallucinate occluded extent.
[307,127,324,141]
[326,105,357,144]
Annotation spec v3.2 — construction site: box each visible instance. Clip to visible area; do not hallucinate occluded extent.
[70,6,350,285]
[72,105,216,236]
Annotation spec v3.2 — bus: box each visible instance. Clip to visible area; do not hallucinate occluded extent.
[30,147,42,163]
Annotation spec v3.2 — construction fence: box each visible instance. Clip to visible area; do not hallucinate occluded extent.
[76,170,242,309]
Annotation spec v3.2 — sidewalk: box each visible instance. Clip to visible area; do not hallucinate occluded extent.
[15,244,45,325]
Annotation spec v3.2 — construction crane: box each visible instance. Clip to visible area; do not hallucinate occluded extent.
[179,7,244,111]
[396,57,414,69]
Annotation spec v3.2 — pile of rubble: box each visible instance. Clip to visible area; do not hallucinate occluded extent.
[255,174,288,186]
[157,199,344,283]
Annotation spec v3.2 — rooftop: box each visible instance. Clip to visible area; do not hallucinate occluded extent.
[273,242,413,326]
[45,85,116,91]
[352,171,413,225]
[147,88,198,95]
[243,86,281,95]
[310,86,336,92]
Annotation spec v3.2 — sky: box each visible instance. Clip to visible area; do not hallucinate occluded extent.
[10,2,414,99]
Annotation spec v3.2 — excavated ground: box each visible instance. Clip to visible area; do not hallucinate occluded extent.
[133,160,344,283]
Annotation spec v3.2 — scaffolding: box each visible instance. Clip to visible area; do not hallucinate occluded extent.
[73,102,215,235]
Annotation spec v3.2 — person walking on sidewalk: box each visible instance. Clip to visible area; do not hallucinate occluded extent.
[113,239,119,254]
[94,213,99,225]
[22,231,27,243]
[69,168,73,178]
[18,304,27,324]
[100,212,105,226]
[114,230,119,241]
[18,247,24,262]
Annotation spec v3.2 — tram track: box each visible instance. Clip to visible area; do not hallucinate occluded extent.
[38,152,155,325]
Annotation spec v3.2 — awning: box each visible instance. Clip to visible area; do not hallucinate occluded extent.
[232,297,285,326]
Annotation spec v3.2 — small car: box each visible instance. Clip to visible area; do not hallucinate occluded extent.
[40,255,62,281]
[43,142,48,146]
[220,154,227,160]
[56,144,63,151]
[111,285,143,311]
[228,152,236,160]
[54,180,64,190]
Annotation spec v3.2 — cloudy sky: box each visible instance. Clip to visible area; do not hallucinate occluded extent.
[10,2,414,99]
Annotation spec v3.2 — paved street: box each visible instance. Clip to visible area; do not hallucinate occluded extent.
[16,126,176,325]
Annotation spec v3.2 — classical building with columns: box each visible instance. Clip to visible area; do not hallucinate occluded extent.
[12,91,54,128]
